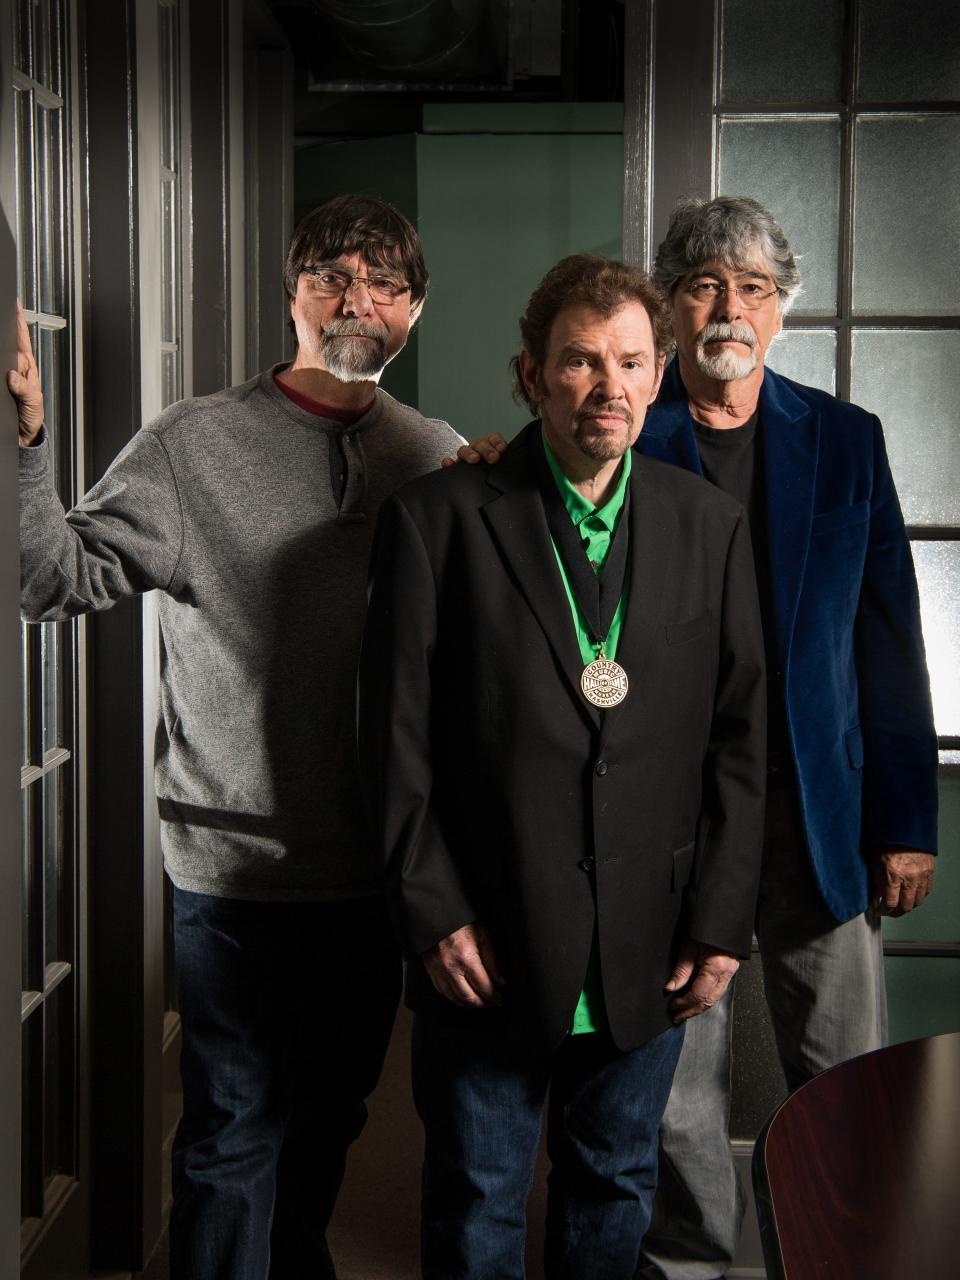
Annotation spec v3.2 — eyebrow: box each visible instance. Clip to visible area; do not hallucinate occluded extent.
[692,268,772,282]
[557,344,650,361]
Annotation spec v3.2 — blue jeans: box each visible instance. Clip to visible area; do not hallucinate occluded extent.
[170,888,401,1280]
[413,1011,684,1280]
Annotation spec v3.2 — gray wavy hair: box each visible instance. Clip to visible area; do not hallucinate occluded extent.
[653,196,801,313]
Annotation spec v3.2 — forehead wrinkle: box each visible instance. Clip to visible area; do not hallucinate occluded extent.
[693,258,774,281]
[310,247,404,273]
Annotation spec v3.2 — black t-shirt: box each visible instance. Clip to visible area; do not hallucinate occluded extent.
[693,412,787,758]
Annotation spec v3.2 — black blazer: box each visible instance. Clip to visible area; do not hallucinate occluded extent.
[359,424,766,1053]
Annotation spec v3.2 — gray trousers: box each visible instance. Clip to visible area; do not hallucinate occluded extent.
[637,775,887,1280]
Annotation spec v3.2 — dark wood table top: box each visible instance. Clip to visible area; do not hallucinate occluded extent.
[754,1031,960,1279]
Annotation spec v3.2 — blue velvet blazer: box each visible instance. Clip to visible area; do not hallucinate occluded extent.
[635,361,939,922]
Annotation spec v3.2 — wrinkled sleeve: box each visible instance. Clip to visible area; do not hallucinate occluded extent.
[358,492,477,958]
[19,429,184,621]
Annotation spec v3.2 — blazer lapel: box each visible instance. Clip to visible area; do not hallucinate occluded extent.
[481,424,600,727]
[760,370,819,667]
[635,362,705,476]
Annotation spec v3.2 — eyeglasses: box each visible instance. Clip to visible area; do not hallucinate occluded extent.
[682,278,780,310]
[301,265,410,305]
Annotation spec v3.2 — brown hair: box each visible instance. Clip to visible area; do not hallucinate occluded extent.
[283,193,428,306]
[513,254,672,412]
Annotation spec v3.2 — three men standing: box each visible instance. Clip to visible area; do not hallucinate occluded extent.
[12,195,461,1280]
[11,185,938,1280]
[359,254,767,1278]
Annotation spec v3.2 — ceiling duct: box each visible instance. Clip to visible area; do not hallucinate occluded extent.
[308,0,484,74]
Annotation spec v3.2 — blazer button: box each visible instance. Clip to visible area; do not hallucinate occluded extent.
[578,857,595,873]
[595,760,608,776]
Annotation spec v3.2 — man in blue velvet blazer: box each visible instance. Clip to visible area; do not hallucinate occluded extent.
[634,197,940,1280]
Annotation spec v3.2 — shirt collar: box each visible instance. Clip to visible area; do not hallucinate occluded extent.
[541,427,632,533]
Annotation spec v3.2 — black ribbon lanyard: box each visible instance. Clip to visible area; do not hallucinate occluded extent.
[536,445,631,655]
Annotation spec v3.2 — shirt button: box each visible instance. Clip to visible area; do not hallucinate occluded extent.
[344,433,355,445]
[578,857,595,873]
[595,760,608,776]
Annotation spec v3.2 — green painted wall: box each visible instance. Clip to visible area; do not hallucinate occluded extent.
[415,104,623,442]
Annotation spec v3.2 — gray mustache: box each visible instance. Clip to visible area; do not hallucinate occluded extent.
[322,318,389,342]
[698,322,757,349]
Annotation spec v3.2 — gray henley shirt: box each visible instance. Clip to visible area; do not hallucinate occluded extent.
[19,365,462,901]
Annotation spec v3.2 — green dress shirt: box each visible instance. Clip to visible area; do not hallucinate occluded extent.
[542,431,631,1034]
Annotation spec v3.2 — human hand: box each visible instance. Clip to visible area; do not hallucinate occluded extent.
[440,432,507,469]
[666,940,739,1023]
[421,921,505,1008]
[871,850,935,917]
[7,301,45,446]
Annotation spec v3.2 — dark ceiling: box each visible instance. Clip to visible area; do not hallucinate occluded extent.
[263,0,626,141]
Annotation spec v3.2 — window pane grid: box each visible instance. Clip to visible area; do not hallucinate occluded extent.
[713,0,960,761]
[14,86,36,309]
[15,0,80,1221]
[34,0,63,97]
[37,103,65,316]
[715,4,960,399]
[14,0,32,77]
[21,1017,44,1218]
[21,779,44,996]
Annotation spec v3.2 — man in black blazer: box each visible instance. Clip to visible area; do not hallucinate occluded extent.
[358,256,766,1280]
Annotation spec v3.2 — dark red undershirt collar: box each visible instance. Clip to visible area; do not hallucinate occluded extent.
[274,374,373,426]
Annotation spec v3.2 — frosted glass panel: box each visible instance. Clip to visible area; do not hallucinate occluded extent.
[720,0,842,103]
[850,330,960,526]
[719,120,840,315]
[911,542,960,737]
[853,117,960,316]
[765,329,836,394]
[859,0,960,102]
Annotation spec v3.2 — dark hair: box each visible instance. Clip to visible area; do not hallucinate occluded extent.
[512,254,672,412]
[652,195,801,312]
[283,193,428,306]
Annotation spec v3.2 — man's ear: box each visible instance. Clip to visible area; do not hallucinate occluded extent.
[649,351,666,405]
[518,348,543,408]
[409,296,425,328]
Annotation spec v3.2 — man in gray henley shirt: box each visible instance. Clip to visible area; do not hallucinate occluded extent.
[11,194,461,1280]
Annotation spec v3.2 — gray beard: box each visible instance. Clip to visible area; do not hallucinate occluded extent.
[695,322,758,381]
[320,320,388,382]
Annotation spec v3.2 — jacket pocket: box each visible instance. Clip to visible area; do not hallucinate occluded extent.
[811,500,870,536]
[665,610,711,647]
[844,723,864,770]
[671,840,696,891]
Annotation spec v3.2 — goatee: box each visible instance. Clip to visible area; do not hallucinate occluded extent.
[695,321,758,381]
[573,404,633,461]
[321,318,389,382]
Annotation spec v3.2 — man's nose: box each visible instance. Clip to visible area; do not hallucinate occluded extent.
[593,363,625,401]
[342,280,376,317]
[714,285,743,321]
